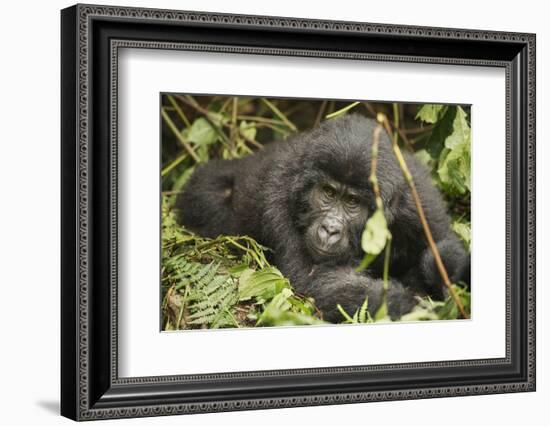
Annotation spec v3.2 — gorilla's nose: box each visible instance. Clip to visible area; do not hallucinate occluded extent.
[318,217,343,243]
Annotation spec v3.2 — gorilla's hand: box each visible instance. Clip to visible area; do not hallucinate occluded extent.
[306,267,416,323]
[402,236,470,300]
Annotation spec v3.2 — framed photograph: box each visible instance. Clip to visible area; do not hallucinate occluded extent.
[61,4,536,421]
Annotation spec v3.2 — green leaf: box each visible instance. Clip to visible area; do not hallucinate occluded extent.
[415,104,446,124]
[258,287,325,326]
[435,284,471,320]
[337,297,373,324]
[228,264,252,275]
[424,107,455,159]
[414,149,433,168]
[452,220,471,249]
[358,296,370,323]
[437,139,471,194]
[361,209,390,257]
[206,111,228,127]
[238,267,288,301]
[337,304,356,323]
[239,120,257,141]
[185,118,218,146]
[419,105,471,195]
[444,106,470,150]
[258,309,325,326]
[439,107,471,195]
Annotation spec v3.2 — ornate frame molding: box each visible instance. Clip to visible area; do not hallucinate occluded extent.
[61,4,535,421]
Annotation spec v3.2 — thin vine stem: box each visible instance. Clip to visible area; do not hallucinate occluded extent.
[161,108,201,163]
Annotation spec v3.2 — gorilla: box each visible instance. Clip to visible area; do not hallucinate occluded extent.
[176,114,469,322]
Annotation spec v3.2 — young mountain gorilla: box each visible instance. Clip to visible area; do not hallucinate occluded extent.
[177,114,469,322]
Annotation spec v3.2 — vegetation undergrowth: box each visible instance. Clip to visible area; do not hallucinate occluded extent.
[161,96,471,330]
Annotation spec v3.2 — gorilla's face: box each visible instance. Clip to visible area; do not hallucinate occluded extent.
[304,179,369,262]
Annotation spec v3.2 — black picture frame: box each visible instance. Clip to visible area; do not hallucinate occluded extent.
[61,3,536,421]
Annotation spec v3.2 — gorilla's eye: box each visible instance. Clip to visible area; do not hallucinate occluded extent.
[323,184,336,198]
[346,195,360,206]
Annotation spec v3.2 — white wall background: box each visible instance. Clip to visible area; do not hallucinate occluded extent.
[0,0,546,424]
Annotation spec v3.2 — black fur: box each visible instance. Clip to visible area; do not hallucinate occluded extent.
[177,114,469,322]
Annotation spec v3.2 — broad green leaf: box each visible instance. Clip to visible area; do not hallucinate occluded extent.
[438,141,471,195]
[258,309,325,326]
[414,149,433,168]
[444,106,470,150]
[439,106,471,193]
[239,120,257,141]
[452,220,471,249]
[185,118,218,146]
[269,288,293,311]
[415,104,446,124]
[206,111,228,127]
[361,209,391,256]
[238,267,288,301]
[424,107,456,159]
[420,105,471,195]
[228,264,252,275]
[258,288,325,326]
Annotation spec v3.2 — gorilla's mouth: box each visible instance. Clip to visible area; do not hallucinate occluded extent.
[309,245,341,259]
[312,246,336,256]
[305,226,349,260]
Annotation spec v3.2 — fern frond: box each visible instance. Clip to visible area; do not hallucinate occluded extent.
[165,257,238,329]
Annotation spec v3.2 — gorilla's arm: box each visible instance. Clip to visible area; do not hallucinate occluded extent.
[273,247,416,323]
[306,268,417,322]
[377,151,470,299]
[401,237,470,299]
